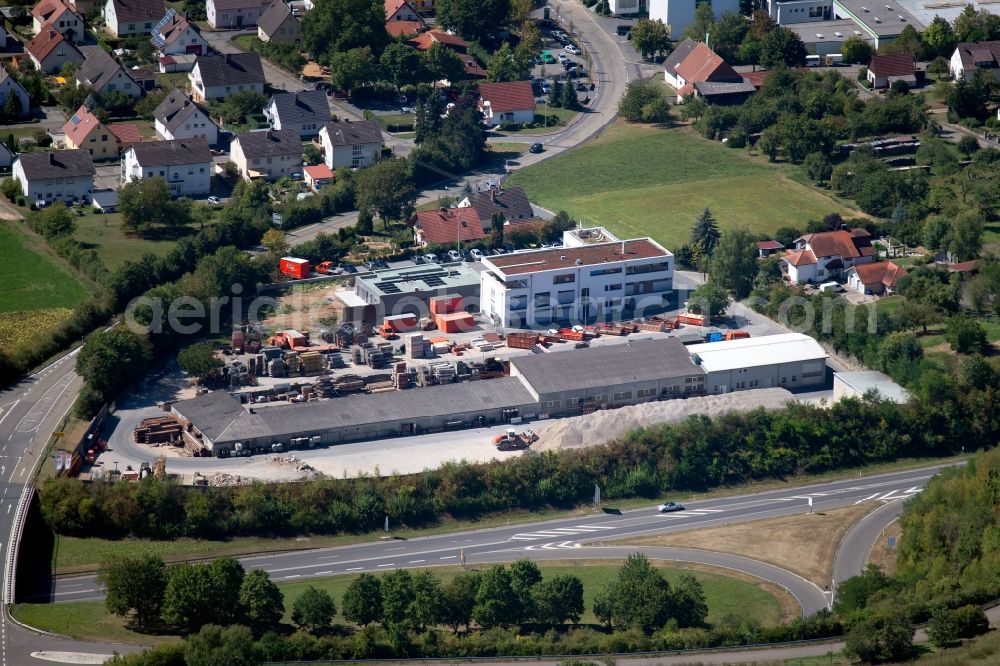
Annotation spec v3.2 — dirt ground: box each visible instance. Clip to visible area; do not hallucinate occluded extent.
[617,503,877,589]
[260,282,349,334]
[868,520,902,575]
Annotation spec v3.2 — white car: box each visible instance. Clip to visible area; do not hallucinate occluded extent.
[470,249,484,261]
[657,502,686,513]
[207,196,221,205]
[447,249,462,262]
[423,253,439,263]
[564,45,580,55]
[558,53,568,62]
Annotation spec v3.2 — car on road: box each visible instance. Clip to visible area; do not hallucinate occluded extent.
[412,255,426,265]
[401,105,415,113]
[616,24,631,36]
[207,196,221,205]
[447,249,462,262]
[657,502,685,512]
[529,142,544,153]
[564,45,580,55]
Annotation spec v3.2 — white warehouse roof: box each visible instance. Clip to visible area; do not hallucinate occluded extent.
[688,333,828,372]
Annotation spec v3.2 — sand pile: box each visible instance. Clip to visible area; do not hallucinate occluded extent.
[532,388,794,452]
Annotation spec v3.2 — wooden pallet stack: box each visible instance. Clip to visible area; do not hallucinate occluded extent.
[134,416,183,444]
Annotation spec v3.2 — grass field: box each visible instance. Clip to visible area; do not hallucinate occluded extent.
[12,561,783,645]
[506,122,862,249]
[0,221,90,313]
[73,210,193,271]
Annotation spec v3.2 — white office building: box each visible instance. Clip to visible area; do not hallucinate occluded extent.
[649,0,739,40]
[687,333,828,393]
[480,228,674,329]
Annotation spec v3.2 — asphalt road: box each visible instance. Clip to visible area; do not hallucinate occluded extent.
[0,352,146,664]
[40,465,948,608]
[832,499,906,601]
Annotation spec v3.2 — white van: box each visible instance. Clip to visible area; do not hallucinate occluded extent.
[819,281,844,293]
[806,55,821,67]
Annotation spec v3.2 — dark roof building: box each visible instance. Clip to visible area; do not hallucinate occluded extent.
[128,137,212,165]
[107,0,165,23]
[153,88,210,133]
[75,44,139,96]
[193,52,264,88]
[16,149,95,179]
[265,90,329,136]
[232,128,301,158]
[459,186,533,227]
[319,119,383,146]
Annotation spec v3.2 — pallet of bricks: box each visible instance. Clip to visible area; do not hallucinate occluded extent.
[393,361,413,389]
[134,416,183,445]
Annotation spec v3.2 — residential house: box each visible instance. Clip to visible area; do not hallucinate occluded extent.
[62,104,118,159]
[477,80,535,125]
[66,0,100,16]
[755,240,784,258]
[662,38,752,103]
[384,0,424,38]
[13,149,95,203]
[257,1,299,43]
[0,142,14,170]
[121,137,212,196]
[26,28,83,73]
[153,88,219,144]
[0,67,30,118]
[103,0,166,37]
[412,207,484,247]
[207,0,271,29]
[846,260,907,296]
[264,89,328,138]
[948,260,980,274]
[151,9,208,56]
[108,122,142,148]
[650,0,738,41]
[31,0,84,44]
[230,129,302,181]
[76,45,141,99]
[457,186,533,231]
[867,54,915,89]
[949,41,1000,82]
[783,228,876,284]
[188,53,264,102]
[303,164,333,190]
[316,119,382,169]
[408,29,485,79]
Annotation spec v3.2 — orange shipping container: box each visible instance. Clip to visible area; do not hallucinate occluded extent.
[434,311,474,334]
[279,257,311,279]
[429,295,463,315]
[384,314,418,332]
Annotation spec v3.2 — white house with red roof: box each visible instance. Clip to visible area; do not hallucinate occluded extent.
[783,228,876,284]
[412,207,484,247]
[662,38,750,103]
[846,260,907,296]
[31,0,84,43]
[26,27,83,73]
[384,0,424,37]
[477,80,535,125]
[303,164,334,190]
[408,29,485,79]
[867,54,915,89]
[62,105,119,159]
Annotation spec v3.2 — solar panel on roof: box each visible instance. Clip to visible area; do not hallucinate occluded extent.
[378,283,401,293]
[423,276,445,287]
[70,115,80,124]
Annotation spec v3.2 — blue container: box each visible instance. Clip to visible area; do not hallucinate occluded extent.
[706,332,724,343]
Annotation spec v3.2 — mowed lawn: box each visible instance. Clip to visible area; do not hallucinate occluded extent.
[507,123,858,249]
[12,562,783,644]
[0,221,90,313]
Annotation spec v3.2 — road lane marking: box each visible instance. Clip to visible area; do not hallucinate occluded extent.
[854,493,881,504]
[316,571,333,575]
[409,560,425,564]
[284,575,301,579]
[440,556,456,560]
[345,567,363,571]
[378,563,394,567]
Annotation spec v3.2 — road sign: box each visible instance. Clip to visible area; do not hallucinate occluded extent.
[808,497,813,508]
[460,548,465,566]
[887,536,896,547]
[384,516,389,533]
[593,484,601,507]
[272,212,284,228]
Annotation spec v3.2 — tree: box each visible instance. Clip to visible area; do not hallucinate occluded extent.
[899,300,941,334]
[32,203,76,239]
[948,211,984,261]
[957,134,980,158]
[922,16,957,58]
[509,559,542,624]
[832,564,893,614]
[436,0,511,44]
[75,327,153,415]
[946,70,992,121]
[928,55,950,79]
[217,91,268,124]
[177,343,223,382]
[532,574,584,625]
[845,612,914,664]
[184,624,256,666]
[440,572,479,633]
[960,354,996,389]
[595,553,674,633]
[119,178,190,237]
[630,18,671,60]
[841,35,874,64]
[355,158,415,228]
[415,92,444,144]
[946,316,988,354]
[547,77,561,108]
[380,42,424,90]
[709,226,758,298]
[342,573,382,626]
[97,554,167,628]
[670,574,708,627]
[774,226,801,248]
[486,42,524,82]
[759,27,807,68]
[408,570,443,631]
[421,42,466,84]
[878,331,923,373]
[473,564,518,628]
[687,281,731,320]
[292,586,337,632]
[261,228,289,256]
[301,0,389,64]
[329,47,378,97]
[684,3,716,42]
[162,563,220,632]
[238,570,284,634]
[380,568,415,627]
[689,208,721,256]
[804,151,832,182]
[0,178,18,203]
[560,76,579,111]
[2,89,22,120]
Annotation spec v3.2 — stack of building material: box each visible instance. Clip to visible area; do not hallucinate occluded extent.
[284,352,301,374]
[315,376,334,398]
[334,374,366,394]
[299,351,324,375]
[506,332,538,349]
[430,362,455,383]
[134,416,183,444]
[367,380,396,393]
[327,351,347,368]
[406,333,425,359]
[261,345,283,360]
[268,357,287,377]
[431,340,450,355]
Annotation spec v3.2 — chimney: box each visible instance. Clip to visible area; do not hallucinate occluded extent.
[49,29,57,39]
[225,53,233,65]
[49,152,56,165]
[266,129,273,140]
[491,189,496,203]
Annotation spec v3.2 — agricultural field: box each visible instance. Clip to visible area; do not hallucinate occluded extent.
[507,123,862,249]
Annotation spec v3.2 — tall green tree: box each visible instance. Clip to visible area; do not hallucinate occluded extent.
[630,18,671,59]
[436,0,511,44]
[921,15,957,58]
[594,554,675,633]
[689,208,721,256]
[532,574,584,625]
[486,42,524,82]
[509,559,542,624]
[408,570,444,631]
[380,43,425,90]
[687,281,731,320]
[473,564,518,628]
[355,158,416,228]
[301,0,389,64]
[97,554,167,628]
[184,625,256,666]
[841,35,874,64]
[329,47,378,98]
[380,568,415,627]
[440,572,479,633]
[75,327,152,416]
[671,574,708,627]
[291,586,337,632]
[421,42,466,84]
[342,573,382,626]
[709,226,759,298]
[759,27,807,68]
[119,178,190,237]
[414,93,444,145]
[177,343,223,382]
[683,3,716,42]
[238,570,284,634]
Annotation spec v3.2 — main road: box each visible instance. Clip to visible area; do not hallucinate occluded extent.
[40,465,946,614]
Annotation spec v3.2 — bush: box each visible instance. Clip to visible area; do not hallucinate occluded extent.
[845,613,914,664]
[946,316,988,354]
[618,82,667,123]
[1,177,20,202]
[929,604,990,647]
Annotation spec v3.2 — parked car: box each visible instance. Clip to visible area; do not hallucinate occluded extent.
[564,44,580,55]
[541,51,556,64]
[447,249,462,262]
[207,196,221,205]
[412,255,426,265]
[558,53,568,62]
[401,105,415,113]
[424,253,439,263]
[616,24,631,36]
[470,248,484,261]
[529,142,544,153]
[340,264,358,273]
[540,82,551,93]
[657,502,685,512]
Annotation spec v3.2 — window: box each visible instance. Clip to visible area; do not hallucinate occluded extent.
[604,283,622,291]
[351,157,361,168]
[556,289,574,305]
[802,371,823,379]
[542,400,559,409]
[637,388,655,398]
[352,144,363,155]
[510,294,527,310]
[533,293,550,308]
[625,261,670,275]
[553,273,575,284]
[613,391,632,401]
[590,266,622,276]
[101,135,107,141]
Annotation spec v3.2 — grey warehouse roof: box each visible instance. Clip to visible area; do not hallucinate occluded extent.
[175,376,536,445]
[835,371,909,403]
[832,0,921,38]
[510,337,703,395]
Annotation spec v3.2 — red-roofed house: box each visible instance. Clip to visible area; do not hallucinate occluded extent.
[477,80,535,125]
[385,0,424,37]
[784,228,876,284]
[663,39,745,103]
[303,164,334,190]
[408,30,485,79]
[26,27,83,73]
[32,0,84,44]
[755,239,784,258]
[867,54,916,89]
[846,260,907,296]
[412,208,484,246]
[108,123,142,147]
[62,105,118,159]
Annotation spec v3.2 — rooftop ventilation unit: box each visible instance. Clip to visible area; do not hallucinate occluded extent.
[884,4,892,8]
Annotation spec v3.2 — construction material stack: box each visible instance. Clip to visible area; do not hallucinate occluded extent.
[506,332,539,350]
[134,416,183,445]
[232,330,245,354]
[299,351,324,375]
[333,374,366,394]
[430,361,455,384]
[406,333,426,359]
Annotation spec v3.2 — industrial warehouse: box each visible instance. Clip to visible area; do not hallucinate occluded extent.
[171,333,828,457]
